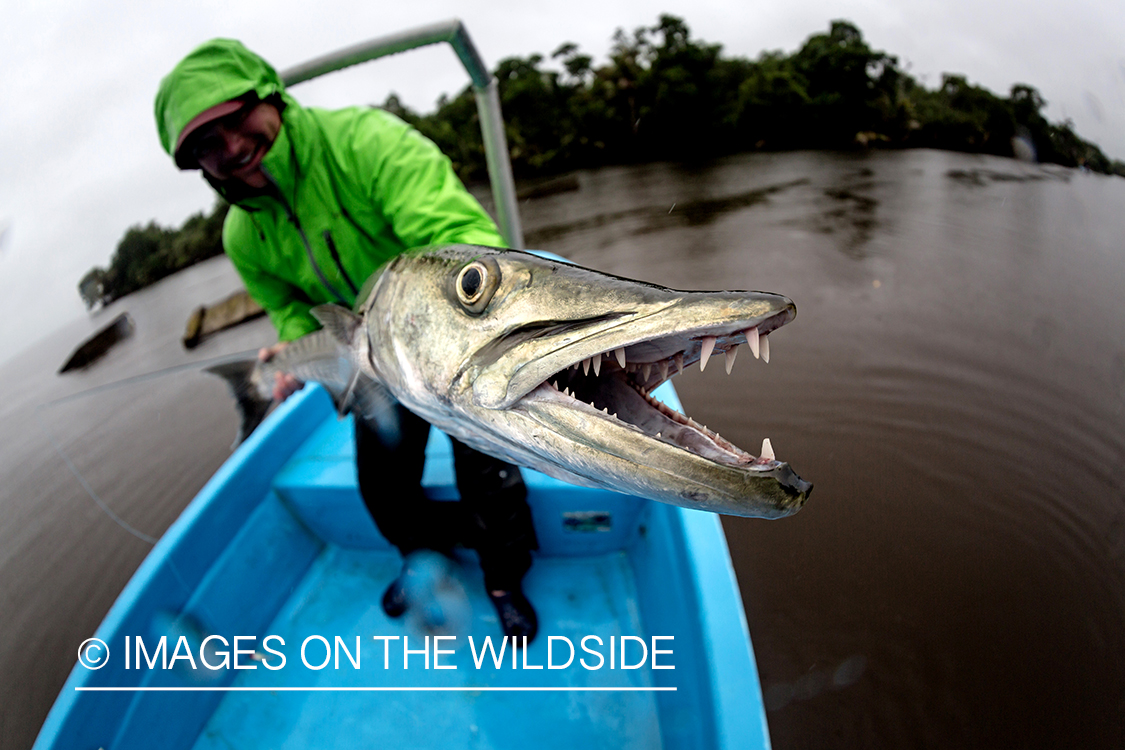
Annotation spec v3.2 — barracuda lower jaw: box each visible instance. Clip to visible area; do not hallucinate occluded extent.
[529,327,782,468]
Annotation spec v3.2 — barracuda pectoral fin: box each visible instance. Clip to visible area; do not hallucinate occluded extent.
[343,374,402,449]
[310,304,401,448]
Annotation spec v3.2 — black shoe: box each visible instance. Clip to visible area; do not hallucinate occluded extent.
[382,575,408,618]
[489,589,538,643]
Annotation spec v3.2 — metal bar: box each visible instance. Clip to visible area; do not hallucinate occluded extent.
[280,20,464,87]
[475,79,524,251]
[278,20,525,249]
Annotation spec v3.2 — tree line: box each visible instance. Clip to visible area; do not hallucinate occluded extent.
[80,16,1123,308]
[79,204,228,309]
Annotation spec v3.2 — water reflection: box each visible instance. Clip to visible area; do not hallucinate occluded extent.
[524,176,809,248]
[801,167,881,258]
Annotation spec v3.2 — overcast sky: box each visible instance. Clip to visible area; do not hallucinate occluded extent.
[2,0,1122,364]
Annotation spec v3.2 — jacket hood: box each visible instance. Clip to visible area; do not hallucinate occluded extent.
[155,39,286,166]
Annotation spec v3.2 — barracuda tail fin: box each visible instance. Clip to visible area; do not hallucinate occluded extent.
[205,359,273,448]
[206,355,401,450]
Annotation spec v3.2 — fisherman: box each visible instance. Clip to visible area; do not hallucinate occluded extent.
[155,39,539,640]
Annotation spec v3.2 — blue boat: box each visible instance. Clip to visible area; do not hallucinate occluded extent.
[34,22,772,749]
[34,381,769,749]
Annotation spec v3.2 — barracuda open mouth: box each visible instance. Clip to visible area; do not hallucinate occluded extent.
[524,316,788,469]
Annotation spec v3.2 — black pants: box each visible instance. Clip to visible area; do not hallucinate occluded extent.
[355,405,537,592]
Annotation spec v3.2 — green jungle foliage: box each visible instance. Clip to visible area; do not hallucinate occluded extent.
[395,16,1122,180]
[80,202,228,308]
[83,16,1123,307]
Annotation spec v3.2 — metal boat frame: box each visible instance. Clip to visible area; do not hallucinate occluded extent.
[280,19,524,251]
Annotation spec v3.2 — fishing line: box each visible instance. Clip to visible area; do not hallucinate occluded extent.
[32,348,261,545]
[33,405,159,545]
[41,349,262,407]
[34,406,212,635]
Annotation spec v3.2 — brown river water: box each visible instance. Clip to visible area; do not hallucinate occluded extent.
[2,149,1123,749]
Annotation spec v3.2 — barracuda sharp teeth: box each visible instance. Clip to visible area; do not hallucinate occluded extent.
[725,345,738,374]
[642,363,652,381]
[659,361,669,381]
[761,335,770,364]
[563,387,570,396]
[655,432,661,439]
[746,326,760,359]
[700,336,716,372]
[674,352,684,375]
[583,358,591,375]
[615,347,626,368]
[593,352,602,377]
[760,438,775,461]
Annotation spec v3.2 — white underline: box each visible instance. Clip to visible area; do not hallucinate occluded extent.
[77,686,676,692]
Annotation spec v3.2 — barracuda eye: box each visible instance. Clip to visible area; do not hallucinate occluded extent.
[455,258,500,314]
[461,267,482,297]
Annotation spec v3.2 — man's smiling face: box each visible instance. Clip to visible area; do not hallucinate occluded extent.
[187,100,281,189]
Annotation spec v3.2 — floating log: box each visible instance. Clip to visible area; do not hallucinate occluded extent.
[183,289,265,349]
[59,312,134,373]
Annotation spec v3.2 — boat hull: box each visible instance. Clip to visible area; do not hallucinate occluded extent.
[34,383,770,749]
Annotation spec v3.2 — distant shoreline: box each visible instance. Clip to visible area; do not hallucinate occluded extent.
[81,144,1118,311]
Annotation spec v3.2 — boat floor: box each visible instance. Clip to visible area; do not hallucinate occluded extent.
[192,545,666,750]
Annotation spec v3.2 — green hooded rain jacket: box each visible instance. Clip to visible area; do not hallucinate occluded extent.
[155,39,505,341]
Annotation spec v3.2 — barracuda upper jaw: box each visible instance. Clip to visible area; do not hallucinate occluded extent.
[547,316,782,393]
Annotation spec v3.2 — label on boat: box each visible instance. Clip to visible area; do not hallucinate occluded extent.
[561,511,611,533]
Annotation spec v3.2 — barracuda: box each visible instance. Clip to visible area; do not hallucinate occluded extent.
[302,245,812,519]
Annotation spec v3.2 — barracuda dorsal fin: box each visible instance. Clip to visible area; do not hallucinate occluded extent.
[311,304,363,347]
